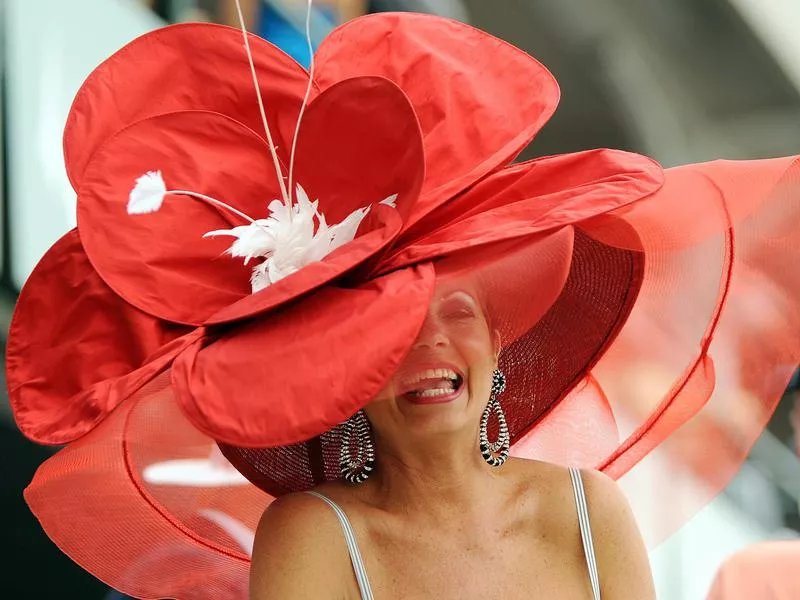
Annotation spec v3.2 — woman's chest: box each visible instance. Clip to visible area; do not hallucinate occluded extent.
[351,525,594,600]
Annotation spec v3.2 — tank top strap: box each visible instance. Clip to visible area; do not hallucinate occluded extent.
[305,491,375,600]
[569,467,601,600]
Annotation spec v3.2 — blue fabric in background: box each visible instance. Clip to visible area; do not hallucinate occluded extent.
[258,3,337,67]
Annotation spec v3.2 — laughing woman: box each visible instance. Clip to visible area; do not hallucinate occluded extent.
[250,279,656,599]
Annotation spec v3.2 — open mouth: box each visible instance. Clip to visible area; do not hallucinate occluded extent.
[399,368,465,403]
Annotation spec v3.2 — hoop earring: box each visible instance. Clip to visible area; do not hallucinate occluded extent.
[479,369,510,467]
[339,410,375,484]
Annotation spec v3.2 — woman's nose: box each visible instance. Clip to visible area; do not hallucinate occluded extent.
[412,317,450,350]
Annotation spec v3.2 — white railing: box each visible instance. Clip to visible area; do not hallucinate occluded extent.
[727,0,800,92]
[4,0,163,290]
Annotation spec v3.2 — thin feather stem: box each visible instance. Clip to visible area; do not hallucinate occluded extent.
[165,190,268,231]
[233,0,292,218]
[288,0,316,207]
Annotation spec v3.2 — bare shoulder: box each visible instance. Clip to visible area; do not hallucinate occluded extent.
[509,460,637,536]
[578,468,632,526]
[250,492,352,600]
[507,460,656,599]
[503,459,585,541]
[578,468,657,599]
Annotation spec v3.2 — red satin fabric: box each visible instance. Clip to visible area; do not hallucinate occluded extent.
[7,229,193,444]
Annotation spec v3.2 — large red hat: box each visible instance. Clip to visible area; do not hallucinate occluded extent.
[8,12,800,600]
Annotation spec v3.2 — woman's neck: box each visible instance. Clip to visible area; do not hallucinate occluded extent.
[366,432,509,519]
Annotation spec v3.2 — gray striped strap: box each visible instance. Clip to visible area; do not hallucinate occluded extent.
[306,491,375,600]
[569,467,601,600]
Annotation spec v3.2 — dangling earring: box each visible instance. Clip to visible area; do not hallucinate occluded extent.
[339,410,376,484]
[479,369,510,467]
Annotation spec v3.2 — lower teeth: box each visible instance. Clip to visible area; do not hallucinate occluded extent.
[411,386,456,398]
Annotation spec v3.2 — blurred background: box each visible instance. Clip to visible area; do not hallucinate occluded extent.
[2,0,800,598]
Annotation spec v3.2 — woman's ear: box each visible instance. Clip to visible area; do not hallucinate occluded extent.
[492,329,503,365]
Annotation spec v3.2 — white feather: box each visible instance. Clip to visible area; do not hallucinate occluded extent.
[204,221,275,265]
[205,182,399,294]
[250,261,271,293]
[379,193,398,208]
[128,171,167,214]
[328,206,370,253]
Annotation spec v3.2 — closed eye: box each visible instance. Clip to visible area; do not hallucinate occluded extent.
[439,293,479,320]
[443,306,476,319]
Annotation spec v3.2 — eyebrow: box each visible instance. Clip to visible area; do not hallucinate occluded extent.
[440,290,479,305]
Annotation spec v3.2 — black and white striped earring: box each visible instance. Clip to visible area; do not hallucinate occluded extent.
[479,369,510,467]
[339,410,375,484]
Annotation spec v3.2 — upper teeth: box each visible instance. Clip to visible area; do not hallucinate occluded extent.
[402,368,459,387]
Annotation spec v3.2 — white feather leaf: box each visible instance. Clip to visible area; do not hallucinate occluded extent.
[379,193,398,208]
[128,171,167,214]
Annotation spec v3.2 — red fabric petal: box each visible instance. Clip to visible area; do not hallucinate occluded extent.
[380,149,663,272]
[6,230,193,444]
[173,265,435,447]
[292,76,425,224]
[77,111,282,325]
[314,13,560,226]
[64,23,311,190]
[584,156,800,251]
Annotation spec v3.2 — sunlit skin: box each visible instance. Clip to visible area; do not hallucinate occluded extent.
[250,282,657,599]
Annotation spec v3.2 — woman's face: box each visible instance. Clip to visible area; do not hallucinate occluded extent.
[364,283,499,441]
